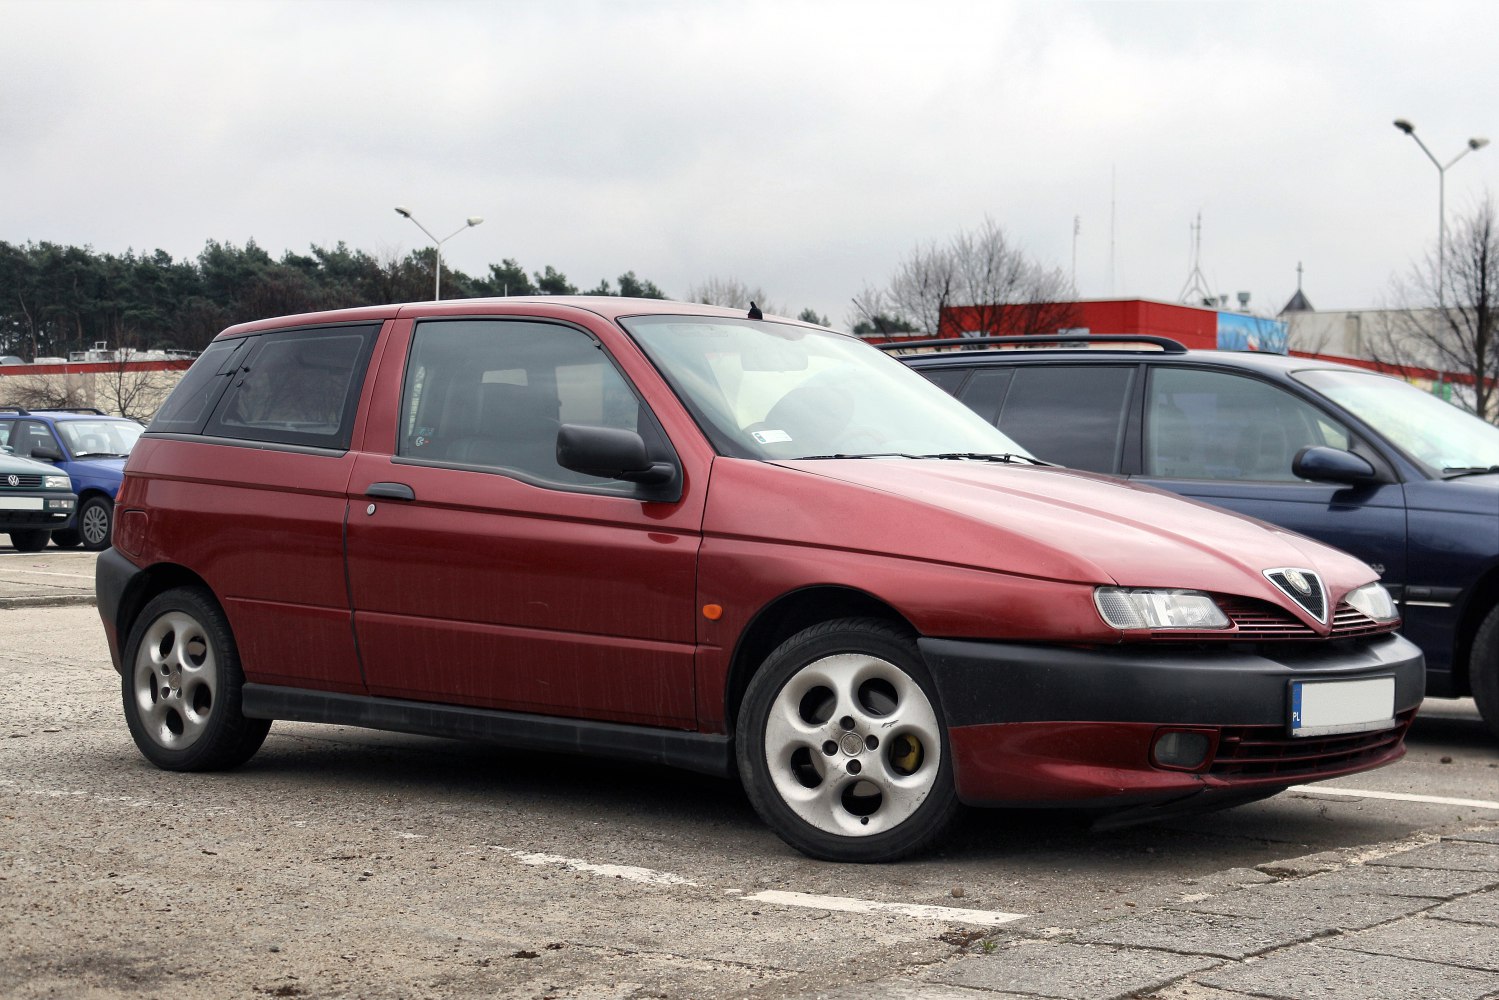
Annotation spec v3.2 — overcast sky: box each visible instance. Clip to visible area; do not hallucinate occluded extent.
[5,0,1497,327]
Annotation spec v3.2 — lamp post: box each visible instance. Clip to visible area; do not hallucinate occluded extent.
[1392,119,1489,303]
[394,206,484,301]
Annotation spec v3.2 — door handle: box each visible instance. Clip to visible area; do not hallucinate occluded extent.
[365,482,415,501]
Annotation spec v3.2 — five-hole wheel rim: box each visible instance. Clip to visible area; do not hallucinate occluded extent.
[762,651,942,838]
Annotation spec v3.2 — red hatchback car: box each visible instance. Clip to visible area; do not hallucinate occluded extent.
[97,298,1422,862]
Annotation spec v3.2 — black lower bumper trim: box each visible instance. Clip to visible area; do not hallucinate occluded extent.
[920,633,1425,729]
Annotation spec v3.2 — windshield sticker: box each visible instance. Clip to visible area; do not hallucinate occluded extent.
[752,429,793,444]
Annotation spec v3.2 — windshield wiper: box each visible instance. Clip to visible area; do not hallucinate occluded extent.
[73,452,129,458]
[917,452,1054,466]
[793,451,1054,465]
[1442,465,1499,479]
[794,453,923,461]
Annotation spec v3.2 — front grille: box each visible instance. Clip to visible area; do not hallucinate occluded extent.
[1,474,45,489]
[1157,597,1397,641]
[1210,709,1415,778]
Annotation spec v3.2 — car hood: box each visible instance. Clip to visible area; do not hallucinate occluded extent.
[705,457,1376,602]
[0,452,63,475]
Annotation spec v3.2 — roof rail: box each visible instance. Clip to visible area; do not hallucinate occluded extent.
[12,406,108,415]
[875,333,1189,354]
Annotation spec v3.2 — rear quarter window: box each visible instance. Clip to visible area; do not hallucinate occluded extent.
[151,325,378,450]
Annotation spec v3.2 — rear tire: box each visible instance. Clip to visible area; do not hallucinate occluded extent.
[735,618,959,862]
[121,586,270,771]
[1471,605,1499,740]
[8,529,49,553]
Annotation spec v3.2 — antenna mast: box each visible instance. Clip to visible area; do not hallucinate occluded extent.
[1178,212,1214,306]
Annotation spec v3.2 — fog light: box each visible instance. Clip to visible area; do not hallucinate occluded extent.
[1151,729,1214,771]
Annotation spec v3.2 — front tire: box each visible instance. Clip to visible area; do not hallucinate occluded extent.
[1470,605,1499,740]
[8,529,49,552]
[78,495,113,550]
[121,587,270,771]
[50,528,81,548]
[735,618,959,862]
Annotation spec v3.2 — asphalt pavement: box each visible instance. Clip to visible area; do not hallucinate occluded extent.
[0,546,97,608]
[3,544,1497,1000]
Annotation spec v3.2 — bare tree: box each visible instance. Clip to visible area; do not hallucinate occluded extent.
[881,217,1077,335]
[96,354,179,421]
[687,276,782,316]
[1370,197,1499,417]
[1,373,88,411]
[886,239,958,336]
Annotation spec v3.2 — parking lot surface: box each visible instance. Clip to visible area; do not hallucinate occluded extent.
[2,548,1497,999]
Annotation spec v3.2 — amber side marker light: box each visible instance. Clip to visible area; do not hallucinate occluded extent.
[1151,729,1217,772]
[702,604,724,621]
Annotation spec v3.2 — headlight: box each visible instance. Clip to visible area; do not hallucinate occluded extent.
[1345,582,1398,622]
[43,476,70,489]
[1095,588,1230,631]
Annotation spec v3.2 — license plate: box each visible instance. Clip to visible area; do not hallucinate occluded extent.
[0,497,44,510]
[1291,676,1395,737]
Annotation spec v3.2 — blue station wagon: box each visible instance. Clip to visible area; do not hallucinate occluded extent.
[893,335,1499,739]
[0,407,144,550]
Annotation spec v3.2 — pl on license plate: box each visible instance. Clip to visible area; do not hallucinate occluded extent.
[1290,676,1396,737]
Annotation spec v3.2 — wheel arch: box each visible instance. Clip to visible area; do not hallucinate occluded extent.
[111,562,216,674]
[722,586,916,733]
[1452,563,1499,696]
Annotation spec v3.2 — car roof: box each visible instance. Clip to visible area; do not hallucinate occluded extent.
[217,296,819,339]
[0,408,133,422]
[893,341,1375,379]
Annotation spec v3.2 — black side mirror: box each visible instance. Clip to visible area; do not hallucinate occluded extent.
[1293,445,1377,485]
[557,424,677,488]
[30,446,62,462]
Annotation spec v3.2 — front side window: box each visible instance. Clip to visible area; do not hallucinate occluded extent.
[16,420,62,459]
[622,317,1029,460]
[398,319,658,491]
[1145,367,1350,482]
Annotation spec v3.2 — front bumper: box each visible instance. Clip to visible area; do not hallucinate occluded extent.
[0,493,77,530]
[919,633,1424,811]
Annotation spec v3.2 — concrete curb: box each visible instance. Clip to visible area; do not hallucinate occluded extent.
[0,594,97,610]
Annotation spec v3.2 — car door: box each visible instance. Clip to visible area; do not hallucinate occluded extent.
[1132,365,1408,588]
[344,315,706,729]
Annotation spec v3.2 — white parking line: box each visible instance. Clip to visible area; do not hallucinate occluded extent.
[485,843,1025,926]
[1290,785,1499,810]
[490,847,699,886]
[744,889,1025,927]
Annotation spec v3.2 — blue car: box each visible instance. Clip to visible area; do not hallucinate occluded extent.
[0,407,143,550]
[891,334,1499,739]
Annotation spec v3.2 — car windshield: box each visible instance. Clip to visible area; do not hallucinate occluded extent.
[1295,368,1499,476]
[56,419,143,458]
[621,316,1033,461]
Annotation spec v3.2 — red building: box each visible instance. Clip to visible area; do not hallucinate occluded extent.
[935,298,1287,353]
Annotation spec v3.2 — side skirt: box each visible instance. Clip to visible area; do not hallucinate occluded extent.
[241,684,735,778]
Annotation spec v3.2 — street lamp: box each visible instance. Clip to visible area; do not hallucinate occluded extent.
[394,206,484,301]
[1392,119,1489,302]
